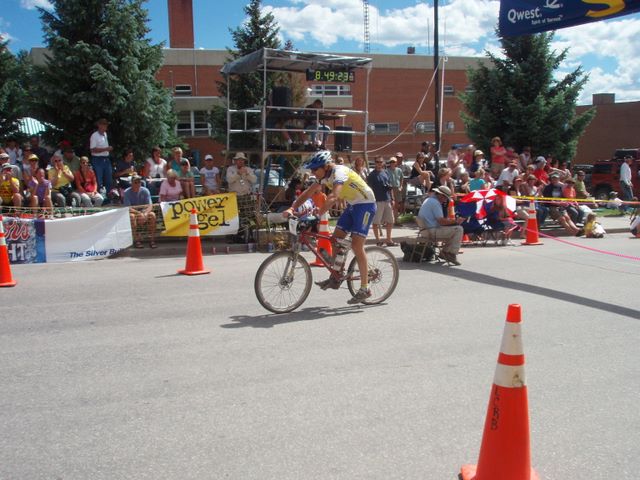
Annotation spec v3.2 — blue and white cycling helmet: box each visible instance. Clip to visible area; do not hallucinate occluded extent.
[303,150,333,170]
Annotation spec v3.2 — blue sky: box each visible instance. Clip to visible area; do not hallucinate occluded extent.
[2,0,640,104]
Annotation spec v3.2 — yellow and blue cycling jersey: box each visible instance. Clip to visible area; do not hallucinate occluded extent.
[322,164,375,205]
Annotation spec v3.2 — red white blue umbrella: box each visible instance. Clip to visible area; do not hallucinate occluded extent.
[460,188,516,219]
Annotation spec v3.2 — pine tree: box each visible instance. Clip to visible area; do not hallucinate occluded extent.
[32,0,176,157]
[460,33,595,161]
[0,39,28,139]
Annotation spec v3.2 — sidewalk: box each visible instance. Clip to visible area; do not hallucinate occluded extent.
[121,213,634,259]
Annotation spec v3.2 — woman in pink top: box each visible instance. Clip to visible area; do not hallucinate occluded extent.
[490,136,507,178]
[159,169,183,202]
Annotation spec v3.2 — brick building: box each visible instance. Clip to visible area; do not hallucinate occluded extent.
[576,93,640,164]
[160,0,486,167]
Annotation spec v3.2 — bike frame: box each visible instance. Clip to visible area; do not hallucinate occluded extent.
[287,218,355,283]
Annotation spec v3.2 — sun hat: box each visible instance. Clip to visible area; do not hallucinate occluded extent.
[433,185,452,199]
[233,152,248,161]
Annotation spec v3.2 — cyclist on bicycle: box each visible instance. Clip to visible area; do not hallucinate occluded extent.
[285,150,377,304]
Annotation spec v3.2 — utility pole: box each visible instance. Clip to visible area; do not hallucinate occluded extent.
[433,0,441,167]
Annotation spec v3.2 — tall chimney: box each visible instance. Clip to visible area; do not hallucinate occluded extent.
[168,0,194,48]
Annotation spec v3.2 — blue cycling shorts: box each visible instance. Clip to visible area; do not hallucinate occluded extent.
[335,203,376,238]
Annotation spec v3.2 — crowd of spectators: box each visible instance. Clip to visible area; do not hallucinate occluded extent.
[0,119,251,219]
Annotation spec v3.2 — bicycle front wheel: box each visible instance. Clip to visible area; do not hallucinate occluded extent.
[346,245,399,304]
[254,251,312,314]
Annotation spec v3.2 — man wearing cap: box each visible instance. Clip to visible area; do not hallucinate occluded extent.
[0,152,20,179]
[124,175,156,248]
[89,118,114,194]
[226,152,256,196]
[200,154,221,196]
[533,156,549,185]
[0,163,23,207]
[417,185,464,265]
[620,155,634,209]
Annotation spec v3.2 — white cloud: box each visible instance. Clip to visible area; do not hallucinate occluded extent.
[265,0,640,101]
[20,0,53,11]
[552,17,640,104]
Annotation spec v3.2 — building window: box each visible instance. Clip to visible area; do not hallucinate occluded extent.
[176,110,211,137]
[368,122,399,135]
[443,85,455,96]
[193,111,210,137]
[174,84,193,96]
[415,121,435,133]
[465,85,475,94]
[310,84,351,96]
[445,121,455,133]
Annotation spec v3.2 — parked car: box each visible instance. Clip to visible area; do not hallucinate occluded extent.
[590,155,639,199]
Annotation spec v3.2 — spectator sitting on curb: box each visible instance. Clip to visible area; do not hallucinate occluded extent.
[144,146,167,196]
[114,150,139,190]
[178,159,196,198]
[542,173,582,236]
[159,169,183,202]
[74,156,104,207]
[48,152,81,207]
[0,163,23,208]
[200,154,221,196]
[124,175,156,249]
[28,168,53,213]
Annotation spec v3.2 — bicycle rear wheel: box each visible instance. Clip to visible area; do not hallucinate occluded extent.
[346,246,399,304]
[254,251,312,313]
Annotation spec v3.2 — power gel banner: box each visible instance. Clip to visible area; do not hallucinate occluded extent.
[160,193,240,237]
[3,208,132,264]
[499,0,640,36]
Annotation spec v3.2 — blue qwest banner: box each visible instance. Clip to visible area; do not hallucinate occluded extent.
[499,0,640,36]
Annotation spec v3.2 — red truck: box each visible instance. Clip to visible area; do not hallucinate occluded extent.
[590,148,639,199]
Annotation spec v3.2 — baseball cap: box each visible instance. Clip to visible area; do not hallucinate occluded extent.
[204,154,214,160]
[395,152,403,157]
[0,152,9,159]
[2,163,13,170]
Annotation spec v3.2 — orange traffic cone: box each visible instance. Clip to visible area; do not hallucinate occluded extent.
[178,209,210,276]
[462,233,472,245]
[311,212,333,267]
[0,215,17,287]
[448,199,456,219]
[522,206,543,246]
[460,304,539,480]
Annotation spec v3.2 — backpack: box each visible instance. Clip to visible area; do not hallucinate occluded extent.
[400,240,435,262]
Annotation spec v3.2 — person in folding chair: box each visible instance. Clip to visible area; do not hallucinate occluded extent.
[416,185,464,265]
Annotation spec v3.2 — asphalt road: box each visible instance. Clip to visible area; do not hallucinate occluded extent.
[2,232,639,479]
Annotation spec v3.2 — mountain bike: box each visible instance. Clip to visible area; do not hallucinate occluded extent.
[254,217,399,314]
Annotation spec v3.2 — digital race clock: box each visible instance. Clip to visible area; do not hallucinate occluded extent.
[305,68,355,83]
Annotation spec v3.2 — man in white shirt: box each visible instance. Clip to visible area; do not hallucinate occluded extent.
[496,161,520,190]
[619,156,634,210]
[89,118,113,194]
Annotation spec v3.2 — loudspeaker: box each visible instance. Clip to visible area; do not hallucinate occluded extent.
[334,126,353,152]
[271,87,292,107]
